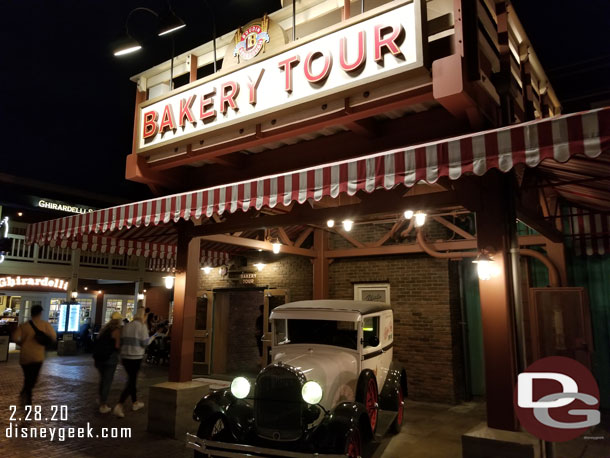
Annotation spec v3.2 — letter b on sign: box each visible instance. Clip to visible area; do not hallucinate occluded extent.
[514,356,600,442]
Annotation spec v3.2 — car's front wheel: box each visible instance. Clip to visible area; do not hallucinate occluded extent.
[194,416,228,458]
[343,428,362,458]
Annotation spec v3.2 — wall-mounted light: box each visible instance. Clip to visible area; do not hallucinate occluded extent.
[137,293,145,301]
[17,212,23,217]
[84,286,88,291]
[414,212,427,228]
[272,241,281,254]
[342,219,354,231]
[163,275,175,289]
[71,291,78,299]
[253,262,266,272]
[201,266,212,274]
[143,289,147,293]
[327,219,335,228]
[403,210,414,220]
[473,252,499,281]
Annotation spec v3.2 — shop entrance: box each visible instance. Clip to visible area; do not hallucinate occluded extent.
[198,288,289,378]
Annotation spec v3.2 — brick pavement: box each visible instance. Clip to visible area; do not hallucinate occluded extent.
[0,351,191,458]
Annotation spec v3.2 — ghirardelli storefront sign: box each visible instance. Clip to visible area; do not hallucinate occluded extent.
[136,0,424,157]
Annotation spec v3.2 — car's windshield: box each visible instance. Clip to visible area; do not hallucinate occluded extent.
[274,319,358,350]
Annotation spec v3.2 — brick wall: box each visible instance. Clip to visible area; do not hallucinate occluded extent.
[198,255,313,302]
[329,254,464,404]
[195,250,464,403]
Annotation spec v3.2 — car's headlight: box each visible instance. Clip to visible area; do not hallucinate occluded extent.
[301,381,323,405]
[230,376,251,399]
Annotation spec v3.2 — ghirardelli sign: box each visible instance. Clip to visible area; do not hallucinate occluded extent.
[137,0,425,158]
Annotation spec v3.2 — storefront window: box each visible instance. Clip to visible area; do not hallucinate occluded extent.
[78,298,93,326]
[125,299,135,321]
[104,299,123,323]
[49,298,63,328]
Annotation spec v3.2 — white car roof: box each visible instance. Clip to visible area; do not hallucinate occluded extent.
[273,300,391,315]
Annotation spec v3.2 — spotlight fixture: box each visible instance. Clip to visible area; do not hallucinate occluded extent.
[201,266,212,274]
[327,219,335,228]
[112,6,186,57]
[158,9,186,36]
[403,210,414,220]
[342,219,354,231]
[163,275,175,289]
[112,36,142,56]
[253,262,266,272]
[414,212,427,228]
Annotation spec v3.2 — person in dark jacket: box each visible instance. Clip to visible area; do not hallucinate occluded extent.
[94,312,122,413]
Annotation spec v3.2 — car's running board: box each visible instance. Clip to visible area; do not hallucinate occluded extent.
[186,433,350,458]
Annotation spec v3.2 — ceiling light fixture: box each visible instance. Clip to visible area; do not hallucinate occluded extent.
[342,219,354,231]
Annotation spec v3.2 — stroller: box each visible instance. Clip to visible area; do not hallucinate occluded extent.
[146,334,170,365]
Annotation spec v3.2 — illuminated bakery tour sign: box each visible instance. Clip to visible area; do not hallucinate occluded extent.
[137,1,424,155]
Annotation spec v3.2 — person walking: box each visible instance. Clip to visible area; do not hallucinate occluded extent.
[12,305,56,406]
[93,312,122,413]
[113,308,149,418]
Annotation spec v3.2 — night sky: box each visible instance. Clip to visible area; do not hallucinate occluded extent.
[1,0,608,202]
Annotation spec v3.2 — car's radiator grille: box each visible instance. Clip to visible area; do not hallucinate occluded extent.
[255,365,303,441]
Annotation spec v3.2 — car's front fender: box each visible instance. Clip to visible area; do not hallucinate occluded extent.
[314,402,374,452]
[193,388,255,441]
[379,361,407,411]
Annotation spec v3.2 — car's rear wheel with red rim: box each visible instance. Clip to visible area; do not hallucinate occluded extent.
[390,385,405,434]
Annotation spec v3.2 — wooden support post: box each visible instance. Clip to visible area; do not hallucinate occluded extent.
[475,172,520,431]
[168,228,200,382]
[313,229,329,300]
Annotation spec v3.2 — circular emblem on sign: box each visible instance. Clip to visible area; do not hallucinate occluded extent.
[514,356,600,442]
[233,16,270,61]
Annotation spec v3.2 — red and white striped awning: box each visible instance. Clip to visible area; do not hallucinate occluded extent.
[27,107,610,247]
[565,207,610,256]
[50,234,177,258]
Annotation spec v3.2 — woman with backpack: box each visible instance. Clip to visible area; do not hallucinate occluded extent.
[93,311,123,414]
[12,304,56,406]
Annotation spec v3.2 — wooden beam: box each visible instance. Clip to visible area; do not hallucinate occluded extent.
[277,227,293,246]
[294,227,313,247]
[327,234,546,258]
[516,203,563,243]
[334,228,365,248]
[327,239,477,258]
[432,215,475,239]
[313,229,329,299]
[199,234,315,257]
[367,219,405,247]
